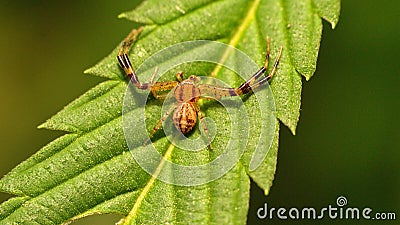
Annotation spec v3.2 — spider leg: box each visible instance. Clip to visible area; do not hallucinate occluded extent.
[194,104,213,150]
[120,27,144,55]
[117,28,179,98]
[149,66,159,84]
[148,67,179,99]
[176,71,184,82]
[144,103,178,146]
[150,81,179,99]
[248,45,283,91]
[236,36,271,94]
[117,27,152,90]
[198,41,282,98]
[264,36,271,69]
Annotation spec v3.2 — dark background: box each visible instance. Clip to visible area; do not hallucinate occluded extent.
[1,0,399,224]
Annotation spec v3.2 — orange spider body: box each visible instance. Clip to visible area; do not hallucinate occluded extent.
[172,76,201,134]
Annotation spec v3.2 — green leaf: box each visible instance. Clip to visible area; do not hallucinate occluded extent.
[0,0,340,224]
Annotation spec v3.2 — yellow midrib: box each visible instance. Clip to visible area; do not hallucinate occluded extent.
[211,0,261,78]
[123,0,260,223]
[122,144,174,224]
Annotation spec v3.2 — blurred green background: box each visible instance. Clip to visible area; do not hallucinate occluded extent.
[0,0,399,224]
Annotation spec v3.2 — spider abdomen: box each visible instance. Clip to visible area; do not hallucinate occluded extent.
[173,103,197,134]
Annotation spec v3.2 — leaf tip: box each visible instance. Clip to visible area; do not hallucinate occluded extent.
[326,14,339,30]
[289,126,297,135]
[83,68,92,74]
[83,67,99,76]
[0,177,25,196]
[37,119,79,133]
[280,116,298,135]
[117,13,128,19]
[330,19,339,29]
[37,119,56,131]
[37,122,46,130]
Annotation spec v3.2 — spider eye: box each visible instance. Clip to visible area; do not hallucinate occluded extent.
[189,75,200,81]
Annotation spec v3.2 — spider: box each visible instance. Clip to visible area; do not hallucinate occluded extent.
[117,27,283,149]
